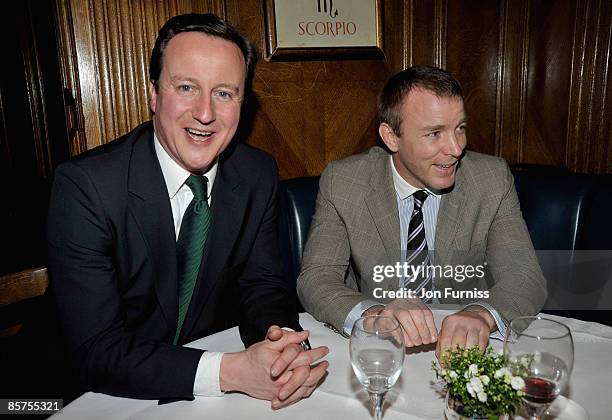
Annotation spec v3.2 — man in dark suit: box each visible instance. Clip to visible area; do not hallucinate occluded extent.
[48,13,328,407]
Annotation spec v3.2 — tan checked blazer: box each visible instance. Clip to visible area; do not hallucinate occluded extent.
[297,147,546,332]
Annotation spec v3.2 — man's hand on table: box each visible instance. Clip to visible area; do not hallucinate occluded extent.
[219,326,329,410]
[435,305,496,360]
[363,298,437,347]
[363,301,497,361]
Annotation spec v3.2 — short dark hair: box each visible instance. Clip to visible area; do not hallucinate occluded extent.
[149,13,256,92]
[378,66,463,135]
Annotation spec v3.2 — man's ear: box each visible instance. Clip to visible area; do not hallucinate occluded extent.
[149,81,157,113]
[379,123,399,152]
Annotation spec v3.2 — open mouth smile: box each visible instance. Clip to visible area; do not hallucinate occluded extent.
[433,161,458,169]
[185,128,213,141]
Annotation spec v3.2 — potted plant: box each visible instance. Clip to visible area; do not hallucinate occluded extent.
[432,346,525,420]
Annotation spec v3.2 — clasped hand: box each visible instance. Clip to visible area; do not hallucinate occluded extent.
[220,326,329,409]
[366,298,495,360]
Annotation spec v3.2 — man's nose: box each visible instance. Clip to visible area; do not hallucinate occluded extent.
[192,94,215,124]
[445,132,464,156]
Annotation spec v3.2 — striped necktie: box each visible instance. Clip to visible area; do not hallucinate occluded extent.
[403,190,433,300]
[174,175,211,344]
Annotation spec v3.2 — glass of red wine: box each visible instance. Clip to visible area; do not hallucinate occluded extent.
[504,316,574,420]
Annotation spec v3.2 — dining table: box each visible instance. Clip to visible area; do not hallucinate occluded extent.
[50,308,612,419]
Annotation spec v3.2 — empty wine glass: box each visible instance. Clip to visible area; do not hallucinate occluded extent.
[504,316,574,420]
[350,315,404,420]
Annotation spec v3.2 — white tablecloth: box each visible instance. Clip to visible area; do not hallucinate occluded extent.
[52,310,612,419]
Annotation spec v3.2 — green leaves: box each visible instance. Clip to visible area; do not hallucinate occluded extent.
[432,346,522,418]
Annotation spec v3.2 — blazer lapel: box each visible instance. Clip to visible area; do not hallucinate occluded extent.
[364,152,401,261]
[127,126,178,336]
[181,154,245,340]
[434,159,469,288]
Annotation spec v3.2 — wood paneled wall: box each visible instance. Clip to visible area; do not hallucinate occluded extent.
[409,0,612,173]
[225,0,404,178]
[54,0,612,176]
[54,0,226,153]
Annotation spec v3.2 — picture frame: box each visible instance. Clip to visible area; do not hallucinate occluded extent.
[262,0,384,60]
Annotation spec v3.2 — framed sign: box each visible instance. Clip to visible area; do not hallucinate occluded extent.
[263,0,383,60]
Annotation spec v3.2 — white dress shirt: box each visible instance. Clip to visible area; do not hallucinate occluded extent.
[344,156,505,340]
[154,134,224,397]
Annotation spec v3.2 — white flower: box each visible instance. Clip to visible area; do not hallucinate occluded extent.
[480,375,490,386]
[511,376,525,391]
[477,391,487,402]
[449,371,458,380]
[494,367,510,379]
[469,377,484,395]
[465,363,478,378]
[493,367,514,383]
[466,382,476,398]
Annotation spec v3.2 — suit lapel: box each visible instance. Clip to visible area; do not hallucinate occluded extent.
[181,153,245,340]
[364,151,401,260]
[127,125,178,336]
[434,158,469,288]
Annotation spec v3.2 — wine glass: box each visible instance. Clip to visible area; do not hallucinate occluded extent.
[504,316,574,420]
[350,315,404,420]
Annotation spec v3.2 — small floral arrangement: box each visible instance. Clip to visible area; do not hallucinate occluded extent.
[432,346,525,419]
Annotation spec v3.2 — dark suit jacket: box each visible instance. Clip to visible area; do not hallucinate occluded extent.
[47,122,300,400]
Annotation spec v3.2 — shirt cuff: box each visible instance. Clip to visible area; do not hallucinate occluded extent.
[343,299,384,336]
[463,302,506,341]
[193,351,224,397]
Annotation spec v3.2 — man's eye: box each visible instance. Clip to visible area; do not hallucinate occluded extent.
[457,125,467,133]
[216,91,233,100]
[427,131,441,138]
[178,85,194,93]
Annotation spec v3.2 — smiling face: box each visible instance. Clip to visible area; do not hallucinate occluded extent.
[379,88,467,191]
[150,31,246,174]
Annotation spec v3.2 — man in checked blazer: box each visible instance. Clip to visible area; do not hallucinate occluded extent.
[297,66,546,358]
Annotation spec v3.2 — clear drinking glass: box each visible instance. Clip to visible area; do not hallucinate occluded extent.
[350,315,405,420]
[504,316,574,420]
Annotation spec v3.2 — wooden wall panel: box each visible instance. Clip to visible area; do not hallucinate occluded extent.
[383,0,408,73]
[442,0,610,173]
[54,0,612,174]
[225,0,390,179]
[411,0,440,66]
[496,0,530,164]
[565,0,612,173]
[446,0,500,157]
[56,0,219,151]
[524,0,573,167]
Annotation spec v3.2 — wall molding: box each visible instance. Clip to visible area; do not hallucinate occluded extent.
[403,0,413,68]
[566,0,612,173]
[494,0,530,164]
[433,0,446,68]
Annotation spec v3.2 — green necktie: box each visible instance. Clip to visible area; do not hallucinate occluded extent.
[174,175,211,344]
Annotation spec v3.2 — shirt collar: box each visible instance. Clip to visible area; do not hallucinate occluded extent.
[389,155,440,200]
[154,132,218,199]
